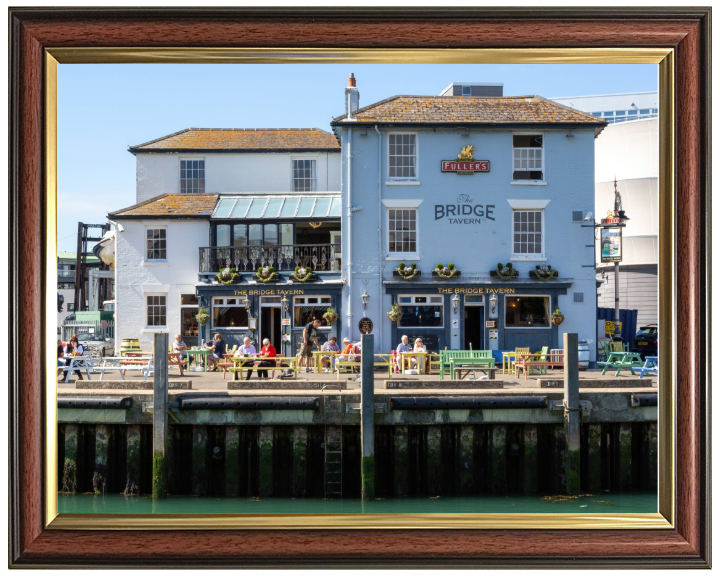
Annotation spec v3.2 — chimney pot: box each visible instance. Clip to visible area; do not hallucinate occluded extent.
[348,73,356,88]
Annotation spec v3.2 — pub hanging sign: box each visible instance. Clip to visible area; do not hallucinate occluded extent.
[441,145,490,175]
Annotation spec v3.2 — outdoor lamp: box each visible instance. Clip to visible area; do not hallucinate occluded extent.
[242,295,251,312]
[361,289,370,311]
[281,295,289,314]
[451,293,460,314]
[490,294,498,315]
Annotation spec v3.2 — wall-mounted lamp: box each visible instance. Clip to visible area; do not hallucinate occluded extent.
[281,295,289,314]
[451,293,460,314]
[242,295,251,313]
[361,289,370,311]
[490,294,498,315]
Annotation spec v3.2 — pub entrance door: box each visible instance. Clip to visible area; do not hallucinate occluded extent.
[259,297,282,351]
[464,305,484,350]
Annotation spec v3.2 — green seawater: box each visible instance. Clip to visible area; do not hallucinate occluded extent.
[58,492,657,514]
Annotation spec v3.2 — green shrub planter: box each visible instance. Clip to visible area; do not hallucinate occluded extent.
[216,267,240,285]
[433,263,461,279]
[253,266,279,283]
[289,266,317,282]
[393,262,420,280]
[530,265,559,282]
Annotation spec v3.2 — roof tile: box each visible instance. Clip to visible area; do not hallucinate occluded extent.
[130,128,340,152]
[109,194,219,219]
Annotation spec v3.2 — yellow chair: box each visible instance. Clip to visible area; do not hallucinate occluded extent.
[511,347,530,376]
[227,344,238,355]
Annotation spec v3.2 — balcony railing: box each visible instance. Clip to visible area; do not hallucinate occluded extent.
[199,244,341,274]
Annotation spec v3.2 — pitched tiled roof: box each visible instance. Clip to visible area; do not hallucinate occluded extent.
[332,96,606,127]
[108,194,219,219]
[129,128,340,153]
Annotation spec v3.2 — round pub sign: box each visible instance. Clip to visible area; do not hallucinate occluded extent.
[358,318,373,334]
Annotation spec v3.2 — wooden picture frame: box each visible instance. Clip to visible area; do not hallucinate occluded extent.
[9,8,710,568]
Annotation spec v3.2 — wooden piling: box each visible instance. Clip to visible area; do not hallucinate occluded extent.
[62,423,82,494]
[393,426,408,497]
[618,422,633,490]
[292,426,308,497]
[563,332,582,494]
[191,425,208,496]
[152,333,169,499]
[522,424,538,492]
[258,425,274,496]
[360,334,375,500]
[554,425,566,492]
[125,424,142,496]
[459,425,474,494]
[587,424,602,491]
[645,422,658,491]
[426,426,442,496]
[224,426,240,497]
[93,424,112,495]
[490,424,507,493]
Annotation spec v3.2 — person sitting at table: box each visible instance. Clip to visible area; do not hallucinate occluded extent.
[320,336,340,372]
[204,333,226,371]
[234,337,257,380]
[63,335,84,380]
[395,334,412,372]
[410,337,427,369]
[57,338,65,379]
[172,333,192,366]
[256,338,277,379]
[337,337,360,373]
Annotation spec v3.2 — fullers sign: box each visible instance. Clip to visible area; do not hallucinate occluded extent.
[441,145,489,175]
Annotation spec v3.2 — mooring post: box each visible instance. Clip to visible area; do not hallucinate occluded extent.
[360,333,375,500]
[563,332,581,494]
[152,332,169,499]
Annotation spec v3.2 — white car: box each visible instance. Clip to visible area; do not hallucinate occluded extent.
[73,332,115,358]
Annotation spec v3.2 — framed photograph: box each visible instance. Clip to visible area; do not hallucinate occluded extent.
[9,8,710,568]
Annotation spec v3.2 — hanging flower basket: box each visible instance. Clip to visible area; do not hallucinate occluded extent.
[253,266,279,283]
[289,266,317,282]
[530,265,559,282]
[195,308,210,327]
[387,303,403,323]
[490,262,519,281]
[392,262,421,280]
[432,262,461,279]
[551,308,565,325]
[215,267,240,285]
[322,307,339,325]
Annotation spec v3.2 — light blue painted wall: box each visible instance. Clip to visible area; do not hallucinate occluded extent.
[338,125,598,358]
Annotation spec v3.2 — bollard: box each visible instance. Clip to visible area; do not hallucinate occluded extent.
[563,332,581,494]
[360,333,375,500]
[152,333,169,499]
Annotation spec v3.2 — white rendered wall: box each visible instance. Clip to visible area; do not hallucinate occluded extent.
[136,152,341,203]
[115,219,209,351]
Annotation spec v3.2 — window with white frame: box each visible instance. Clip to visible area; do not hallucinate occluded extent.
[388,208,418,255]
[180,159,205,194]
[397,295,444,328]
[292,159,317,192]
[146,228,167,261]
[388,134,417,180]
[146,295,167,327]
[293,296,332,328]
[512,134,543,181]
[212,297,249,329]
[512,210,544,257]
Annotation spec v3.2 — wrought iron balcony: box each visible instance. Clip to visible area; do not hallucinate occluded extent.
[199,244,341,274]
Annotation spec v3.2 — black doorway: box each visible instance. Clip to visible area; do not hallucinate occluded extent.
[260,306,282,350]
[464,306,484,350]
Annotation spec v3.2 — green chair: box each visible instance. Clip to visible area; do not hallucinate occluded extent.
[529,346,550,375]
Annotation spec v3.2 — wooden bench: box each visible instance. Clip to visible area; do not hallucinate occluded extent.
[439,350,494,380]
[453,365,499,380]
[229,356,298,381]
[515,354,580,380]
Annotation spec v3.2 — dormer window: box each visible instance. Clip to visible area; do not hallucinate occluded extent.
[462,86,471,97]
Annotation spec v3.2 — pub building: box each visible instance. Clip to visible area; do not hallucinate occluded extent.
[331,77,606,360]
[110,128,343,356]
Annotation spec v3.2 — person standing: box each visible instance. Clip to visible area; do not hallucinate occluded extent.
[234,337,257,380]
[300,319,322,373]
[257,338,277,379]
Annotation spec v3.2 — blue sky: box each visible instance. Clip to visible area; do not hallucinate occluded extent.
[57,63,657,251]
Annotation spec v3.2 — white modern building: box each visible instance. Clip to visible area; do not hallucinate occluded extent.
[552,92,659,327]
[110,128,342,352]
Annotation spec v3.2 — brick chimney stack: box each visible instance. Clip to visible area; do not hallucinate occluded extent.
[345,73,360,118]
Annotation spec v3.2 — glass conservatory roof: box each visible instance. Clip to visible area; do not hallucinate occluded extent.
[212,195,342,219]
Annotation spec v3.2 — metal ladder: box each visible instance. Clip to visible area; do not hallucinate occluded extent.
[322,385,343,498]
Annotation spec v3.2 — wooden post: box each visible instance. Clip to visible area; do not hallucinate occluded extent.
[491,424,507,493]
[563,332,582,494]
[191,425,208,496]
[459,425,475,494]
[125,425,142,495]
[360,333,375,500]
[522,424,538,492]
[152,333,169,499]
[393,426,408,497]
[587,424,602,491]
[258,425,274,497]
[93,424,113,495]
[426,426,442,496]
[292,426,308,497]
[62,423,82,494]
[225,426,240,497]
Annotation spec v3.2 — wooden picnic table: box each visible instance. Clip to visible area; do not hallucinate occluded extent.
[230,356,298,381]
[599,351,645,377]
[312,349,340,373]
[638,356,658,379]
[336,353,393,380]
[501,352,516,375]
[515,353,572,380]
[61,356,101,383]
[186,348,213,372]
[452,362,498,380]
